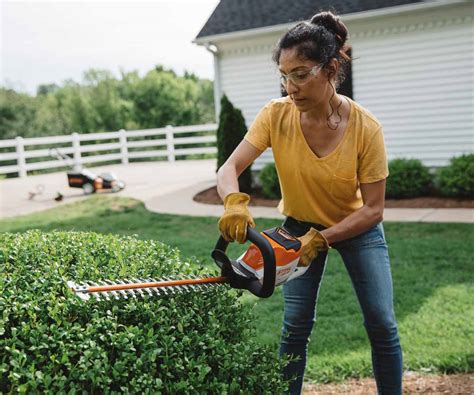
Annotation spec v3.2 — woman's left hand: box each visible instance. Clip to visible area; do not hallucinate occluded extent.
[297,228,330,266]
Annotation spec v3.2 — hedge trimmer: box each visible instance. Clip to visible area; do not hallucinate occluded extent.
[68,227,308,301]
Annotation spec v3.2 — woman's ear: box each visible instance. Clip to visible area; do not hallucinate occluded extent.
[326,58,340,81]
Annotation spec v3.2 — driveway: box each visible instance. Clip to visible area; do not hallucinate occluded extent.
[0,160,216,218]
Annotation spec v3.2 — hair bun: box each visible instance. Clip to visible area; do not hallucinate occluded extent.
[310,11,348,46]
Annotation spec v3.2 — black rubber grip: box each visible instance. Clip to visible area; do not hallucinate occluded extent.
[212,227,276,298]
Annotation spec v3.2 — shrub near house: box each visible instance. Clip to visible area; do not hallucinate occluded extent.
[259,155,474,200]
[0,231,288,393]
[216,95,252,193]
[386,159,432,199]
[437,154,474,198]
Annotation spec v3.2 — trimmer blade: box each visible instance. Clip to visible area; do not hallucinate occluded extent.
[67,276,229,301]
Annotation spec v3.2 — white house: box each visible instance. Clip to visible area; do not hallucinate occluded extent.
[194,0,473,169]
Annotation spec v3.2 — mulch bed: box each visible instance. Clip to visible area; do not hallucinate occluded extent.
[302,372,474,394]
[193,186,474,209]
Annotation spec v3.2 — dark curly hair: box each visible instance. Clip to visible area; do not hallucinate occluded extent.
[273,11,352,86]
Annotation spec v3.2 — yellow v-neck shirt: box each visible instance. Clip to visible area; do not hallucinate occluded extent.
[244,96,389,227]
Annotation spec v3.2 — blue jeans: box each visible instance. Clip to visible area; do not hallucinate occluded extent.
[280,217,402,395]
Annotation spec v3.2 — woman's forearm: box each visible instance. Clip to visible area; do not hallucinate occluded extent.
[321,204,383,245]
[216,165,240,201]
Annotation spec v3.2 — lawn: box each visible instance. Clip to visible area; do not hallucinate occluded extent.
[1,195,472,383]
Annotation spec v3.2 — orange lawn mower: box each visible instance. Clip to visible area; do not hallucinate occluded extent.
[50,148,126,195]
[68,227,309,301]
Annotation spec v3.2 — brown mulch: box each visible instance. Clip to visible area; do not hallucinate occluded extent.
[193,186,474,208]
[302,372,474,394]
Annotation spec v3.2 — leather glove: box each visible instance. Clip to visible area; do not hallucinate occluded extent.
[297,228,330,267]
[218,192,256,244]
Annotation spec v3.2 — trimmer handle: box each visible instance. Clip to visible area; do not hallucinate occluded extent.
[212,227,276,298]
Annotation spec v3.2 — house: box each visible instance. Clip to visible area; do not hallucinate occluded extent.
[194,0,473,169]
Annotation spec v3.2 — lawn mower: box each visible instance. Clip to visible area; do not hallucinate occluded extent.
[68,226,309,300]
[50,148,126,195]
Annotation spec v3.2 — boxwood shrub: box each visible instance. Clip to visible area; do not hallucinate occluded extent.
[259,163,281,199]
[386,158,433,199]
[436,154,474,198]
[0,230,288,393]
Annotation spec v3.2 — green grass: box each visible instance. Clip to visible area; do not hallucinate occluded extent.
[1,195,473,383]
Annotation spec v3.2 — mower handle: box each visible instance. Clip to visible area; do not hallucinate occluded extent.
[212,227,276,298]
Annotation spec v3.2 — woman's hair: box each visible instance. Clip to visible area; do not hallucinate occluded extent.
[273,11,352,85]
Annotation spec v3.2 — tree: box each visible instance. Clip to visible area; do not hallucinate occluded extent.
[0,89,37,139]
[216,95,252,193]
[0,65,215,138]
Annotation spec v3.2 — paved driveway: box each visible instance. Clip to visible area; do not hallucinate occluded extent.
[0,160,216,218]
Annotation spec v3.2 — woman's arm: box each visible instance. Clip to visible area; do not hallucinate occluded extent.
[321,179,386,244]
[217,140,263,200]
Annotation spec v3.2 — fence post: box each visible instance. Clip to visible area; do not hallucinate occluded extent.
[72,133,81,170]
[119,129,128,164]
[16,136,27,178]
[166,125,175,162]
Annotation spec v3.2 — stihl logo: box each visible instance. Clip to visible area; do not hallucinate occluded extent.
[277,228,296,240]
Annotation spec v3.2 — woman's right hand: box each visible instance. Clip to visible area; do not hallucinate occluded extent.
[218,192,256,243]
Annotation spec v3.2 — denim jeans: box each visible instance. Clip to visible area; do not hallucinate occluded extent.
[279,217,402,395]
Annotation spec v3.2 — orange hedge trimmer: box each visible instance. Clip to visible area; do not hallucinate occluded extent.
[68,227,307,301]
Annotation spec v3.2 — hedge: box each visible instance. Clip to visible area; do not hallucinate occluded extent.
[437,154,474,198]
[386,158,432,199]
[259,163,281,199]
[0,230,288,393]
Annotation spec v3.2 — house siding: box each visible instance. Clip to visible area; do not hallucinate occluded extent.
[212,2,473,170]
[350,3,473,167]
[217,36,281,169]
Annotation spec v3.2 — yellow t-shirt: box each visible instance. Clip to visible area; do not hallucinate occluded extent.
[244,96,388,227]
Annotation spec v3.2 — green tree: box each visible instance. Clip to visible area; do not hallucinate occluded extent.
[0,65,215,138]
[0,88,37,139]
[216,95,252,192]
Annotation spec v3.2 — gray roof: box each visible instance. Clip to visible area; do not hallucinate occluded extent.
[196,0,424,39]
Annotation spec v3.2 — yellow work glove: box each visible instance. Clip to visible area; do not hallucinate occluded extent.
[218,192,256,244]
[297,228,330,267]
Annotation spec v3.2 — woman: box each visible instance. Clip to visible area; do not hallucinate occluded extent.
[216,11,402,395]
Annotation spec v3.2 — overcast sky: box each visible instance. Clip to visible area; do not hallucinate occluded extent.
[1,0,220,94]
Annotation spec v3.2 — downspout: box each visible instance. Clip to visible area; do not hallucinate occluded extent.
[204,43,221,123]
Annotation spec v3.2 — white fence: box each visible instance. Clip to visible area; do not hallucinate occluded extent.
[0,124,218,177]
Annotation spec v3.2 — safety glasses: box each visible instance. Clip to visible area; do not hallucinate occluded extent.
[279,64,325,87]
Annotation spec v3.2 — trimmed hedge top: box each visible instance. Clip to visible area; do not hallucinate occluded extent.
[0,230,287,393]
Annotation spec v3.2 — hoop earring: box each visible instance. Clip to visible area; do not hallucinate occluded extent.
[327,80,342,130]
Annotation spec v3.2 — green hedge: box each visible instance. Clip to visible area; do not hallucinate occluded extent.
[258,156,473,200]
[259,163,281,199]
[436,154,474,198]
[386,159,433,199]
[0,230,288,393]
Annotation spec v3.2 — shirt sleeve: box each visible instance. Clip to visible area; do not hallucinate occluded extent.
[244,103,272,151]
[358,127,389,184]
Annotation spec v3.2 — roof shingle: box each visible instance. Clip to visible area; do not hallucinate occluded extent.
[196,0,424,38]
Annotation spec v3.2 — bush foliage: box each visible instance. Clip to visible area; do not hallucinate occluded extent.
[0,230,288,393]
[216,95,252,193]
[259,163,281,199]
[436,154,474,198]
[386,158,433,199]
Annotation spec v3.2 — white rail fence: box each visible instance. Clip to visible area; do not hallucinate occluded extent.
[0,124,218,178]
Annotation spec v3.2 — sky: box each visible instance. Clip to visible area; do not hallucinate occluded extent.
[1,0,220,95]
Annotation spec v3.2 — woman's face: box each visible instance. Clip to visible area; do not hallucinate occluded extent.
[278,47,332,112]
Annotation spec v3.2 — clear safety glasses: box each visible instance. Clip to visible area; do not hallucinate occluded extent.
[279,63,325,87]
